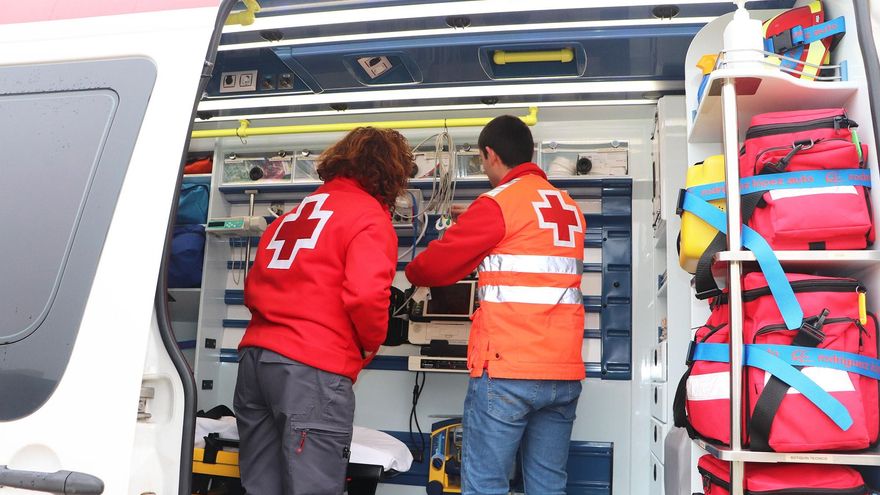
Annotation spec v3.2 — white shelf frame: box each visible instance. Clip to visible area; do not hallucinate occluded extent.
[688,67,859,143]
[719,75,747,495]
[683,4,880,493]
[715,250,880,263]
[705,69,880,495]
[712,251,880,276]
[696,439,880,466]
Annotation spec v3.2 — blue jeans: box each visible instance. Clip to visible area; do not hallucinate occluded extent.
[462,373,582,495]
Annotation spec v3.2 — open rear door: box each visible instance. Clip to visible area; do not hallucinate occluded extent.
[0,2,230,494]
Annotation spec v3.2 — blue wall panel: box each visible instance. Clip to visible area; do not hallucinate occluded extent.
[220,178,632,379]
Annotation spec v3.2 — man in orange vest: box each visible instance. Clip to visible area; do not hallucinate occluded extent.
[406,115,585,494]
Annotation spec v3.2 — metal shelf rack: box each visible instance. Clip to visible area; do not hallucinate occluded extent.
[683,4,880,492]
[695,440,880,467]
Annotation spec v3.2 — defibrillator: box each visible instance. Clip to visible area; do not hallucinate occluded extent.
[427,419,463,494]
[678,155,726,274]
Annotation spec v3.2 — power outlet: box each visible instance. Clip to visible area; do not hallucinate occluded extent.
[278,73,294,89]
[261,73,276,90]
[219,70,259,93]
[357,56,393,79]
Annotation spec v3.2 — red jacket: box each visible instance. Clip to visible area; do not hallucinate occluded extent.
[405,163,542,286]
[239,177,397,381]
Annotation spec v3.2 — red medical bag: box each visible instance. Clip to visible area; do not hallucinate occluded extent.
[697,455,867,495]
[674,273,880,452]
[739,108,873,251]
[684,108,873,302]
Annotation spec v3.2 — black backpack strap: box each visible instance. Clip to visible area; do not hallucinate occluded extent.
[673,341,699,439]
[748,311,827,451]
[693,191,766,300]
[202,433,241,464]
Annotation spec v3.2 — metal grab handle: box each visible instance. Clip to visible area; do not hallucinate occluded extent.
[0,466,104,494]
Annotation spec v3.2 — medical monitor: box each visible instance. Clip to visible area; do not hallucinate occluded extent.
[407,280,477,346]
[409,280,477,322]
[423,281,477,319]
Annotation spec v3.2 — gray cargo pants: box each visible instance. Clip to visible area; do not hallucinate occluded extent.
[233,347,355,495]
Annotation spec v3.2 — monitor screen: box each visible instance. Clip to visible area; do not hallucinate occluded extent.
[424,281,476,317]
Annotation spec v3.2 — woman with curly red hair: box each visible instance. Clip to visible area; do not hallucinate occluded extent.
[234,127,412,495]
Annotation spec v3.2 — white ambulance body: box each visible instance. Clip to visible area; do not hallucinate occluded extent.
[2,2,880,495]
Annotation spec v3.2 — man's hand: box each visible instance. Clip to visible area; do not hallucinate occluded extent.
[450,204,468,220]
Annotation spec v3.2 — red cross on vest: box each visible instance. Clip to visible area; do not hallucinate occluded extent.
[532,190,583,248]
[266,193,334,269]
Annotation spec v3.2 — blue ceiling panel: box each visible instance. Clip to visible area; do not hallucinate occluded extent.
[206,22,698,104]
[207,1,796,110]
[266,25,699,89]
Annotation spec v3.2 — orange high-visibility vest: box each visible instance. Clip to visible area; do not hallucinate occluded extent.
[469,174,586,380]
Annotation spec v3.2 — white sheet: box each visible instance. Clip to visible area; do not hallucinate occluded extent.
[349,426,413,472]
[195,416,239,449]
[195,417,413,473]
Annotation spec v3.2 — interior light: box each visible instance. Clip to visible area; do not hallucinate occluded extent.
[197,80,683,112]
[445,16,471,29]
[194,99,657,124]
[652,5,681,19]
[259,29,284,41]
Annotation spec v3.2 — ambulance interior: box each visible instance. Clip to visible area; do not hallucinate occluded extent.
[170,1,880,493]
[7,0,880,494]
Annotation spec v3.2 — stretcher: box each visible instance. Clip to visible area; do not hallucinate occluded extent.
[192,418,413,495]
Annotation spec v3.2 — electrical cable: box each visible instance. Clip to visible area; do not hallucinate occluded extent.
[231,237,243,286]
[397,213,429,262]
[391,283,420,317]
[396,128,457,260]
[397,130,456,222]
[409,371,428,463]
[394,129,458,312]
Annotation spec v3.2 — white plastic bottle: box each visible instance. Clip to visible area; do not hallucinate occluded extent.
[722,0,766,72]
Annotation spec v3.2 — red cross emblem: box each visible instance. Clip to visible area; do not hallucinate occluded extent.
[532,190,583,247]
[266,193,333,269]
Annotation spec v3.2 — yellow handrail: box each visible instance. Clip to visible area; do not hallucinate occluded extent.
[493,48,574,65]
[225,0,261,26]
[190,107,538,139]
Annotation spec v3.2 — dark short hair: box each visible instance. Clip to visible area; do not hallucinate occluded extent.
[477,115,534,167]
[317,127,413,208]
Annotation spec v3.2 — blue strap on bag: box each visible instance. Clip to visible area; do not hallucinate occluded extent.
[692,342,856,431]
[688,169,871,201]
[681,170,871,330]
[681,192,803,329]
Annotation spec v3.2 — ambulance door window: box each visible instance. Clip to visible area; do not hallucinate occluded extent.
[0,59,155,420]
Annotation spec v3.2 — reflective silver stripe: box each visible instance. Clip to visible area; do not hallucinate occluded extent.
[478,285,583,305]
[479,254,583,275]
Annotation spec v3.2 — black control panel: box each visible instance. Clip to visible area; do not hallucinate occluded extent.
[419,359,468,371]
